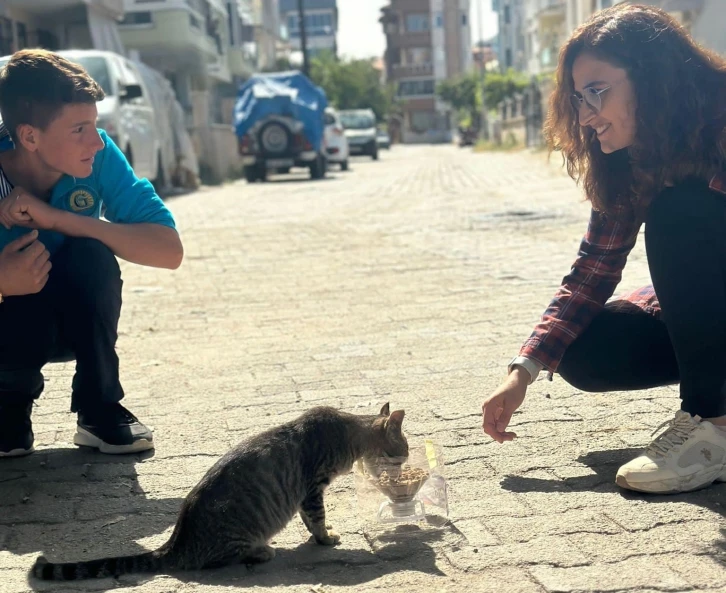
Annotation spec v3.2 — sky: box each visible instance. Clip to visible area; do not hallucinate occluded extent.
[337,0,499,61]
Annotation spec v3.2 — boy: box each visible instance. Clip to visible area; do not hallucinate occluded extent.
[0,49,183,457]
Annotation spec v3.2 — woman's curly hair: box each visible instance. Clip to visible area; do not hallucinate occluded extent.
[545,3,726,216]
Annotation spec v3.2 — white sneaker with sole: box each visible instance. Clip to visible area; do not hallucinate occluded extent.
[616,410,726,494]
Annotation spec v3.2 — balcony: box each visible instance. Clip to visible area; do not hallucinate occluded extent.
[536,0,565,20]
[392,62,434,79]
[4,0,124,18]
[118,1,228,84]
[393,30,432,49]
[207,53,231,83]
[227,46,255,78]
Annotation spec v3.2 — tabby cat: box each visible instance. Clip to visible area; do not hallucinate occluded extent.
[32,403,407,581]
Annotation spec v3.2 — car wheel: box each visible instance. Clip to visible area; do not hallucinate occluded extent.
[341,160,349,171]
[372,149,379,161]
[244,166,259,183]
[310,155,326,180]
[258,121,292,155]
[152,151,165,194]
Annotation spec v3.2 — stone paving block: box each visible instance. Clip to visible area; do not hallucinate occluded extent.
[660,552,726,589]
[568,521,724,563]
[530,556,692,592]
[444,535,590,572]
[483,510,623,543]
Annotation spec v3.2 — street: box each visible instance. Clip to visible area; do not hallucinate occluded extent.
[1,145,725,592]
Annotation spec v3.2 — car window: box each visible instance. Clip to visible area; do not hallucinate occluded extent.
[324,112,336,126]
[68,56,114,96]
[340,112,375,130]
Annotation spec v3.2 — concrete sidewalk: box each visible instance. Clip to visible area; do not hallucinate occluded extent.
[1,145,725,592]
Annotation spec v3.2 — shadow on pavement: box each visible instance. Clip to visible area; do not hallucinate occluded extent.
[1,447,183,591]
[499,446,726,554]
[26,523,445,591]
[173,534,444,589]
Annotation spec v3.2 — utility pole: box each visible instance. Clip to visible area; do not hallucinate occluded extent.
[297,0,310,76]
[477,0,489,140]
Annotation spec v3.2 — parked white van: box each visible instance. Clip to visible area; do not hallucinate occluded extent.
[0,50,163,187]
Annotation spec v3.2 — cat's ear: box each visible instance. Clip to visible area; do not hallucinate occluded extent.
[388,410,405,430]
[379,402,390,417]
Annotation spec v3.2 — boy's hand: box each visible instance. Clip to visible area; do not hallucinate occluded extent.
[0,188,62,231]
[0,230,51,296]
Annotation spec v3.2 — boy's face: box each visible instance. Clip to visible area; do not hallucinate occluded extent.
[27,103,105,179]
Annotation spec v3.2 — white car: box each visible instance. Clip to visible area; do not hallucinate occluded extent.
[0,50,163,188]
[323,108,350,171]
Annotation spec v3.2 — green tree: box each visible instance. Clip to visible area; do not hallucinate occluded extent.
[482,69,529,111]
[436,73,481,126]
[308,52,390,121]
[262,57,294,73]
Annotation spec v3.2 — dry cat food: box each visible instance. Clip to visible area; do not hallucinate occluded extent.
[373,466,429,502]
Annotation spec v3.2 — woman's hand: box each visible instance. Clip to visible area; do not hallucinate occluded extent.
[481,367,529,443]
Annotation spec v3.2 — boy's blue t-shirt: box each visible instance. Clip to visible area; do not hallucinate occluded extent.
[0,129,176,254]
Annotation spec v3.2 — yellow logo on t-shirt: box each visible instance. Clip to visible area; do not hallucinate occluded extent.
[69,189,95,212]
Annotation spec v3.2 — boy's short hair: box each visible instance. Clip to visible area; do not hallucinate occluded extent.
[0,49,104,141]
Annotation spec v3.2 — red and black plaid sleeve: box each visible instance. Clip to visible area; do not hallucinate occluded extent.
[519,203,642,372]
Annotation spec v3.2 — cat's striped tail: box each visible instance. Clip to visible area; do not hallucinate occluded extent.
[31,549,168,580]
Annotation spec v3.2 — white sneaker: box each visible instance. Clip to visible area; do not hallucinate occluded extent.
[616,410,726,494]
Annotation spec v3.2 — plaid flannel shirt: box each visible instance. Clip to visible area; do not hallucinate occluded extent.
[519,173,726,373]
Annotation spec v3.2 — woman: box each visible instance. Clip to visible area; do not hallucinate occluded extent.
[481,3,726,494]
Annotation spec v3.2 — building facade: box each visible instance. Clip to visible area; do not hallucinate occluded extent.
[0,0,125,56]
[279,0,337,59]
[493,0,526,71]
[380,0,472,144]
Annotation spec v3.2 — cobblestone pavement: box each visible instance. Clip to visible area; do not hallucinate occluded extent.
[2,145,725,592]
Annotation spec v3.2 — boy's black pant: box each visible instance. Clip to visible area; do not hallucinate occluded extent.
[558,178,726,418]
[0,237,124,412]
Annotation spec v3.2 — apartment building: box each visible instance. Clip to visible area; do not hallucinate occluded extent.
[380,0,472,144]
[248,0,279,70]
[493,0,526,71]
[118,0,261,182]
[523,0,566,74]
[279,0,337,59]
[0,0,125,55]
[525,0,721,77]
[577,1,724,55]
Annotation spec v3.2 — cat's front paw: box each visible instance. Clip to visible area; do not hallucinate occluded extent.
[315,528,341,546]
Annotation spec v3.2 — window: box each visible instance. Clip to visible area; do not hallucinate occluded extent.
[410,111,436,133]
[119,11,153,25]
[0,18,11,55]
[67,56,113,96]
[404,47,432,65]
[405,13,430,32]
[16,22,27,50]
[339,112,376,130]
[398,79,435,97]
[462,13,468,26]
[504,5,511,24]
[287,11,334,37]
[189,13,201,29]
[435,12,443,27]
[505,48,512,68]
[228,3,235,45]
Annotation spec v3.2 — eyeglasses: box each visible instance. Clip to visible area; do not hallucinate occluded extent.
[570,86,612,114]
